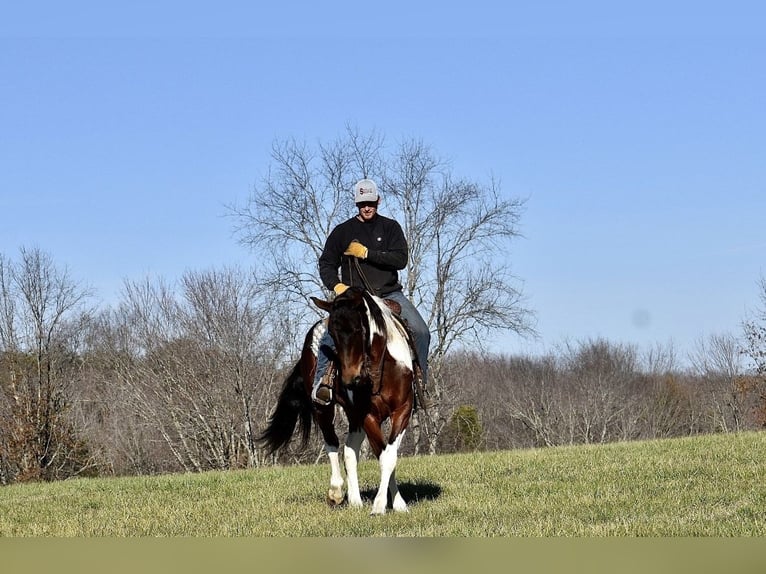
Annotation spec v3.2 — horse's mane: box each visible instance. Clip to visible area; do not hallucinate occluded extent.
[332,287,412,367]
[360,290,388,338]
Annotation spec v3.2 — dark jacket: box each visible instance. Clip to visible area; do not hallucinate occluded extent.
[318,213,408,297]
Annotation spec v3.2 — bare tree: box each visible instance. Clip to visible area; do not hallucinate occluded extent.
[741,276,766,426]
[228,127,534,454]
[501,354,564,447]
[743,276,766,374]
[87,267,290,474]
[0,247,95,483]
[228,132,384,330]
[690,333,748,432]
[492,339,679,448]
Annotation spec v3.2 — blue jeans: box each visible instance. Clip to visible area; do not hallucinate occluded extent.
[313,290,430,389]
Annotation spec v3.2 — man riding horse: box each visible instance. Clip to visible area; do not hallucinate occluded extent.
[312,178,430,405]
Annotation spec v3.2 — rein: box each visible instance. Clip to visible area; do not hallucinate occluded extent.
[349,256,375,294]
[364,290,387,396]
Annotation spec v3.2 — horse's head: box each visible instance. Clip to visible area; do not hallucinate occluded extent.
[311,287,385,387]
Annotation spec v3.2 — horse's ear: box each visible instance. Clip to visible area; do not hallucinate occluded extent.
[311,296,333,313]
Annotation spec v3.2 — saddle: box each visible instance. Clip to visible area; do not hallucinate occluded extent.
[383,300,430,410]
[382,298,401,315]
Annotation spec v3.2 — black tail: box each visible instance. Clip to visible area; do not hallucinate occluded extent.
[258,359,313,455]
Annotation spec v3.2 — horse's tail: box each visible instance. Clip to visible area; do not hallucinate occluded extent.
[258,359,313,455]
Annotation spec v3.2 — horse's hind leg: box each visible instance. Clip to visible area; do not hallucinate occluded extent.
[343,429,365,508]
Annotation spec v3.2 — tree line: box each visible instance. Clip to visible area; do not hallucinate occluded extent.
[1,247,764,485]
[2,130,764,483]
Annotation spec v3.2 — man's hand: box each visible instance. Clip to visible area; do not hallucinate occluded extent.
[333,283,349,296]
[343,241,368,259]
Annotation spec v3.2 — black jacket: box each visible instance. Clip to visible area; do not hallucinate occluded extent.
[318,214,408,297]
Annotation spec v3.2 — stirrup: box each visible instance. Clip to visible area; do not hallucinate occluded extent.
[312,383,333,406]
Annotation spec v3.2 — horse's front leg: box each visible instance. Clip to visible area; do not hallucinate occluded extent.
[365,417,408,515]
[325,445,344,506]
[388,468,408,513]
[372,430,408,514]
[387,406,412,513]
[343,429,365,508]
[316,408,344,507]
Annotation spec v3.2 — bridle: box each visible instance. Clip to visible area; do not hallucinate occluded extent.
[334,283,386,396]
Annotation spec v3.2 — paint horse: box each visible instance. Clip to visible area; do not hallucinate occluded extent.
[259,286,416,515]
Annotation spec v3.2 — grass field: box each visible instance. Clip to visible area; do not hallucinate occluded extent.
[1,431,764,537]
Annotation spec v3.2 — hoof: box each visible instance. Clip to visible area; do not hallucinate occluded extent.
[392,494,409,513]
[370,499,387,516]
[327,488,344,507]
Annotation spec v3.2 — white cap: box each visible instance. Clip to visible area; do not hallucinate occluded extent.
[353,178,379,203]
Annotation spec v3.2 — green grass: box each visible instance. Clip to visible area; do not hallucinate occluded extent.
[1,432,764,536]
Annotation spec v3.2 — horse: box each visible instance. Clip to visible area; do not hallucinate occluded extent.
[259,286,417,515]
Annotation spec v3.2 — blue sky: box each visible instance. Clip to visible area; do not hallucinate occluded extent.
[2,2,765,362]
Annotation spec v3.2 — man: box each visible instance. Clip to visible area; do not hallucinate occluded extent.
[311,178,430,405]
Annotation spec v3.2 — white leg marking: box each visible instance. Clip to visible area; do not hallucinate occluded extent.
[326,445,344,506]
[389,469,409,513]
[344,430,365,508]
[371,431,406,515]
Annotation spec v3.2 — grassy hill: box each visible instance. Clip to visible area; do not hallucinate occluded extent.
[1,431,764,536]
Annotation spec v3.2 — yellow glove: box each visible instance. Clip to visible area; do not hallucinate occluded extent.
[344,240,368,259]
[333,283,349,296]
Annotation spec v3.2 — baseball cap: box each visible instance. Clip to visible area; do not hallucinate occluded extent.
[353,178,379,203]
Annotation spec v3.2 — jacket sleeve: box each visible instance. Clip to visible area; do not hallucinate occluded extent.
[365,220,408,270]
[318,227,344,290]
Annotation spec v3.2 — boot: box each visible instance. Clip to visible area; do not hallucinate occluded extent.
[312,366,335,406]
[312,384,333,406]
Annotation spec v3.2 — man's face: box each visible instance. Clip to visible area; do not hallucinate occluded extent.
[356,200,378,222]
